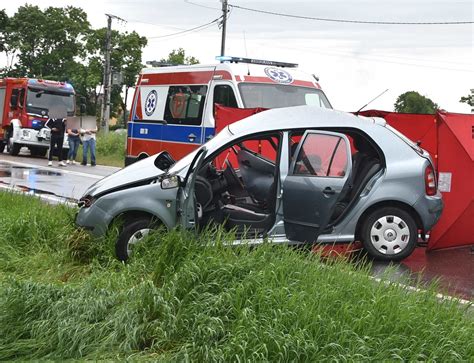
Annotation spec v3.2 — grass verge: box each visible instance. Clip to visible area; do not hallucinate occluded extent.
[0,191,472,360]
[74,131,126,167]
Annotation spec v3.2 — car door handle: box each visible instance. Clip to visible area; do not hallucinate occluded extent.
[323,187,336,195]
[188,133,197,142]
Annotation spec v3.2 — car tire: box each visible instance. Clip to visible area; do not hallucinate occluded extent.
[0,141,6,153]
[30,147,47,157]
[115,217,158,262]
[360,207,417,261]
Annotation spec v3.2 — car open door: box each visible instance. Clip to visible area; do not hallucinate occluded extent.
[179,147,207,229]
[283,130,351,242]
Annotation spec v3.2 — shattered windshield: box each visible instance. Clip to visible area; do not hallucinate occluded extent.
[26,88,75,116]
[238,83,332,109]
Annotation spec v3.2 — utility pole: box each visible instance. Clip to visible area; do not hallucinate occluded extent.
[220,0,228,57]
[102,13,125,134]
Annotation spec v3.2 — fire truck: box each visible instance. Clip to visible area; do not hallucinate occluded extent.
[126,56,332,165]
[0,78,75,157]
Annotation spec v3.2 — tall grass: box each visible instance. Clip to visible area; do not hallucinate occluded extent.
[0,191,472,360]
[75,131,126,167]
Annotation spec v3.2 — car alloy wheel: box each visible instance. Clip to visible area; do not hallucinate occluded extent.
[361,207,417,261]
[370,215,410,255]
[126,228,152,257]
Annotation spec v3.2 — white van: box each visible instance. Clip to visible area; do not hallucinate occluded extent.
[126,56,332,165]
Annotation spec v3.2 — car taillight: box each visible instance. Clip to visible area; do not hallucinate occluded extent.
[425,164,437,196]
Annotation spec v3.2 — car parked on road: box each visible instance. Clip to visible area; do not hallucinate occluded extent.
[76,106,443,261]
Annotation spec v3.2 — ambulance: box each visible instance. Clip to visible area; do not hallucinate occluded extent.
[126,56,332,165]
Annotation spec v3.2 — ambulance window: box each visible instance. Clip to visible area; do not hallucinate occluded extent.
[213,85,237,116]
[164,85,207,125]
[305,93,325,107]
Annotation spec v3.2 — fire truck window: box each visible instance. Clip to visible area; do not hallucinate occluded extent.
[19,89,25,108]
[213,85,237,116]
[164,85,207,125]
[10,89,19,107]
[0,88,5,116]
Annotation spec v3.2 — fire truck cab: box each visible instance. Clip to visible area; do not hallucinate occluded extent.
[126,56,332,165]
[0,78,75,157]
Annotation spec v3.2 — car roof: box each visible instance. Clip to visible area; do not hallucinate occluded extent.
[228,106,386,136]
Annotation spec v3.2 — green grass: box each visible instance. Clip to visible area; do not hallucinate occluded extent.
[75,131,126,167]
[0,191,473,361]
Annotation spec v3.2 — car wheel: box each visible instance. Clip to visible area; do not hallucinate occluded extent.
[361,207,417,261]
[115,218,158,261]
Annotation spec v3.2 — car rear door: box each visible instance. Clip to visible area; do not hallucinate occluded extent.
[283,130,351,242]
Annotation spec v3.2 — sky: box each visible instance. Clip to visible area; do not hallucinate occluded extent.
[2,0,473,113]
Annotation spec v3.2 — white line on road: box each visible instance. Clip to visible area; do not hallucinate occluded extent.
[0,159,111,179]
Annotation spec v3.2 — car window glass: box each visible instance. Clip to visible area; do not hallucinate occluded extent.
[213,85,237,116]
[294,133,347,177]
[164,85,207,125]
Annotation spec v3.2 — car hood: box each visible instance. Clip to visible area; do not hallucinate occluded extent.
[84,155,166,197]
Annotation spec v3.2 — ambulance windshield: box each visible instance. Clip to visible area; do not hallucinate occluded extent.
[26,88,75,116]
[238,83,331,109]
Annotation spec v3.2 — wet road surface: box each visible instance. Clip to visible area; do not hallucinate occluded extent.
[373,246,473,301]
[0,150,119,202]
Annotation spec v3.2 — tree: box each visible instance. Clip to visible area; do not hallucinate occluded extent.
[85,28,147,121]
[6,5,90,79]
[394,91,439,114]
[160,48,199,65]
[459,92,474,107]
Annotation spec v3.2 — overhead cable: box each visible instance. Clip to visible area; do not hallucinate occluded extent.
[230,4,474,25]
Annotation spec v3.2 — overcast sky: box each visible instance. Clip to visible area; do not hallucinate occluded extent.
[2,0,473,112]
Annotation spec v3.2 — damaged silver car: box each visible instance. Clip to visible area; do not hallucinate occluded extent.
[76,106,443,261]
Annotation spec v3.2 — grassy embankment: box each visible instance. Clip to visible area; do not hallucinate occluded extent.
[74,131,126,167]
[0,191,473,361]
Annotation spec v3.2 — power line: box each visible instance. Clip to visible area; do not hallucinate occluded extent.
[184,0,221,11]
[147,16,223,39]
[230,4,474,25]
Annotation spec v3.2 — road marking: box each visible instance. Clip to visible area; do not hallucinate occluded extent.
[0,159,113,179]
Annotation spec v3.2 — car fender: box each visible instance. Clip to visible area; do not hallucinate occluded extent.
[94,183,179,231]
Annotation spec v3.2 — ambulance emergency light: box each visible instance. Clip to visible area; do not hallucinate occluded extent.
[215,56,298,68]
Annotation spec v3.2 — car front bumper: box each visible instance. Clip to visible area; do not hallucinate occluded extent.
[76,204,112,237]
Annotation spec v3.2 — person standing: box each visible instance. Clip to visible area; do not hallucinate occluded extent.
[66,128,81,164]
[81,126,97,166]
[46,116,66,167]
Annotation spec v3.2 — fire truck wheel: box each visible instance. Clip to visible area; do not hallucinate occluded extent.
[7,134,21,156]
[30,148,47,157]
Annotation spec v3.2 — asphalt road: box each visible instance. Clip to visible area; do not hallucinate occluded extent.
[1,149,472,302]
[0,148,120,202]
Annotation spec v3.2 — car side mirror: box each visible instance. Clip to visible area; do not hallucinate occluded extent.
[154,151,176,171]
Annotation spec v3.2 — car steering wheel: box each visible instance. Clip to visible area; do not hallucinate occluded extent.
[225,159,244,189]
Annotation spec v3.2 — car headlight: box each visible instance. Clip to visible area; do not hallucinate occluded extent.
[161,175,179,189]
[78,195,96,208]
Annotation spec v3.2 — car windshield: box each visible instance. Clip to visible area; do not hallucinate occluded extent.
[26,87,75,116]
[238,83,332,109]
[168,126,233,175]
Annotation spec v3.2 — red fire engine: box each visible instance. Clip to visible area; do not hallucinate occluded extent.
[0,78,75,157]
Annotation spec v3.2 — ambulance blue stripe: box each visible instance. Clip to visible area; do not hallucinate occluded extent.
[128,122,213,144]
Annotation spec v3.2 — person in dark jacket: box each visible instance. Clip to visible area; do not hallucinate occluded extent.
[45,116,66,166]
